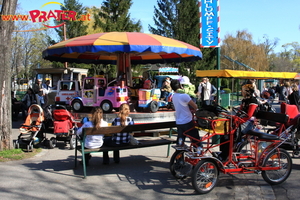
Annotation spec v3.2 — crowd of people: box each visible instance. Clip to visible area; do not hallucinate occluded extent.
[11,79,51,121]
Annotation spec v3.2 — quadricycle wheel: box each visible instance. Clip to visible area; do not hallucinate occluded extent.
[262,148,292,185]
[169,150,193,179]
[191,159,219,194]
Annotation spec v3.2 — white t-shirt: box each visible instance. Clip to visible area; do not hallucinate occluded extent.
[77,120,108,149]
[172,93,193,125]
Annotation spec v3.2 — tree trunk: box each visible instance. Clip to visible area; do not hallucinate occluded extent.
[0,0,18,150]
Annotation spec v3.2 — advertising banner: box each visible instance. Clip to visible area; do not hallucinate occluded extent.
[199,0,220,47]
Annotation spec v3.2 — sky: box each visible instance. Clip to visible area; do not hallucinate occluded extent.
[17,0,300,53]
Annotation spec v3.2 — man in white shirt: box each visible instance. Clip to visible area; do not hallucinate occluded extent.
[197,78,212,107]
[171,79,201,146]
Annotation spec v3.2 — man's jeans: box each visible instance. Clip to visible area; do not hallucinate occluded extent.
[176,120,201,147]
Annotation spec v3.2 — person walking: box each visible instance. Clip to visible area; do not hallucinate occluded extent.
[288,84,300,111]
[42,80,51,107]
[103,103,134,164]
[279,81,291,103]
[22,88,36,111]
[171,79,201,147]
[32,79,43,106]
[197,77,214,107]
[76,107,108,166]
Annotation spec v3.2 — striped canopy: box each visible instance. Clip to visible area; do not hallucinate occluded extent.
[42,32,202,64]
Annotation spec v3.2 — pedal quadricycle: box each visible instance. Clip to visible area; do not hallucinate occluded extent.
[170,106,293,194]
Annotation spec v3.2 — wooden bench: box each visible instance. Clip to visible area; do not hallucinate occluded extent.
[74,121,177,178]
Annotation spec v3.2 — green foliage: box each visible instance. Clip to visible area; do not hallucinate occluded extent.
[149,0,216,84]
[95,0,142,32]
[55,0,88,41]
[222,88,231,94]
[221,30,269,71]
[221,78,229,88]
[149,0,180,38]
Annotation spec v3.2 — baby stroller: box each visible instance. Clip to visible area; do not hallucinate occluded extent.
[46,105,77,149]
[14,104,46,152]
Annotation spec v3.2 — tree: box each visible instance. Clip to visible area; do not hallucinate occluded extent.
[54,0,88,40]
[149,0,180,38]
[0,0,18,150]
[84,6,103,34]
[11,23,53,81]
[282,42,300,72]
[221,30,269,71]
[270,42,300,72]
[149,0,215,84]
[95,0,142,32]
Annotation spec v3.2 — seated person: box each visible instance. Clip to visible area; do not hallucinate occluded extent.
[103,103,134,164]
[160,79,172,100]
[62,84,68,90]
[240,86,258,117]
[98,80,106,88]
[76,107,108,166]
[85,79,94,89]
[98,80,106,96]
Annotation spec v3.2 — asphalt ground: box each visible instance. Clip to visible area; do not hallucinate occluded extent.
[1,102,300,200]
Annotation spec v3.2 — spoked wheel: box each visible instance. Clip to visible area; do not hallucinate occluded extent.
[169,150,192,179]
[262,148,292,185]
[191,159,219,194]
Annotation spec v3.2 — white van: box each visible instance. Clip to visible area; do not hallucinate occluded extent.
[55,80,81,106]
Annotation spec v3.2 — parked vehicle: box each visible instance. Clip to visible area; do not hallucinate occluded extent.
[135,72,182,113]
[170,105,292,194]
[34,67,88,105]
[70,77,129,113]
[55,80,80,106]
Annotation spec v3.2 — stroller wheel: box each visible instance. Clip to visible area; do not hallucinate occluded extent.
[292,150,300,158]
[69,137,76,150]
[48,137,57,149]
[13,140,20,149]
[27,144,33,152]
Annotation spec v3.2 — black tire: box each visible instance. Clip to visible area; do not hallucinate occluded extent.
[13,140,19,149]
[48,137,57,149]
[149,101,159,113]
[169,150,192,179]
[72,100,83,112]
[69,137,76,150]
[191,159,219,194]
[262,148,292,185]
[27,144,33,152]
[101,100,113,113]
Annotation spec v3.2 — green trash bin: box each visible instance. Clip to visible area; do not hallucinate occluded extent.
[220,93,230,108]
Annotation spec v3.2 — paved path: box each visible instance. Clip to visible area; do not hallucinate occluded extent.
[2,104,300,200]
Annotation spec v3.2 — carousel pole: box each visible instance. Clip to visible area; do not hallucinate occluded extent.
[63,23,68,69]
[117,53,132,87]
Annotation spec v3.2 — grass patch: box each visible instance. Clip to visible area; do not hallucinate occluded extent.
[0,148,42,162]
